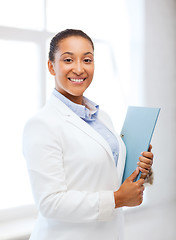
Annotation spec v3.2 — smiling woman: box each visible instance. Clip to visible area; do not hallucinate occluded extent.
[22,29,154,240]
[48,34,94,104]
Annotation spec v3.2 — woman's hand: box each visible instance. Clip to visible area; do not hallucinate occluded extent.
[114,145,154,208]
[137,144,154,179]
[114,168,145,208]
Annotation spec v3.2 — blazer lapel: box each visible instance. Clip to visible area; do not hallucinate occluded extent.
[49,94,115,164]
[97,110,126,185]
[65,114,115,164]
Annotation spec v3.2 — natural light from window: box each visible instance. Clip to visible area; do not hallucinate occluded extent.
[0,0,44,30]
[0,0,133,210]
[0,40,39,209]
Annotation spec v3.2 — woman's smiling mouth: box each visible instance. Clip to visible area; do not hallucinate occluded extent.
[68,78,86,83]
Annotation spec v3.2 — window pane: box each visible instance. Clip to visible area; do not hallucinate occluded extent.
[46,39,55,99]
[0,0,44,30]
[46,0,126,40]
[0,40,40,209]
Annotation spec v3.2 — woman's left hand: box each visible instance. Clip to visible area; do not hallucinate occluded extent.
[137,144,153,179]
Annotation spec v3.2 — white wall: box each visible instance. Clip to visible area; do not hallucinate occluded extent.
[124,1,176,239]
[126,0,145,106]
[144,0,176,206]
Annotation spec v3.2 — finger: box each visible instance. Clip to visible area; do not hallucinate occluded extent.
[140,173,148,179]
[136,178,145,185]
[128,167,140,181]
[137,162,151,171]
[139,156,153,165]
[141,185,145,193]
[141,151,153,160]
[148,144,152,152]
[138,167,149,174]
[138,159,153,169]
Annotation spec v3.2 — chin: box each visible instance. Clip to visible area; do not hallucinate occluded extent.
[68,88,87,96]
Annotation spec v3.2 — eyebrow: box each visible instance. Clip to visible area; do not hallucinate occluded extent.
[84,52,94,56]
[61,51,94,56]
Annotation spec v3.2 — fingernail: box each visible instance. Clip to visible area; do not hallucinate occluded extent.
[141,152,143,155]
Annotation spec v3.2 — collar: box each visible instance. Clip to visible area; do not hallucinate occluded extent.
[52,89,99,121]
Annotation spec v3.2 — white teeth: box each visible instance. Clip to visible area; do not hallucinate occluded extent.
[69,78,85,82]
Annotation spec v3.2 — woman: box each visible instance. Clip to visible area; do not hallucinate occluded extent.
[23,29,153,240]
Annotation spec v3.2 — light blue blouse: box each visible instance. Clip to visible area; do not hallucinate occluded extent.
[53,89,119,166]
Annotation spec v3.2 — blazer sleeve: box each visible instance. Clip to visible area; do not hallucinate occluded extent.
[22,118,116,223]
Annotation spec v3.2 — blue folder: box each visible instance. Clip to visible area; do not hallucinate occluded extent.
[121,106,160,183]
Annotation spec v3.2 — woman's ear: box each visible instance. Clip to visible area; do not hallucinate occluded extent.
[48,60,55,76]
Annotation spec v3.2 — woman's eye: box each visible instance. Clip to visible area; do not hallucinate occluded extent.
[84,58,92,63]
[64,58,73,63]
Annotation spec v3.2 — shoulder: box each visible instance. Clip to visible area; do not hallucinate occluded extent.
[23,96,64,143]
[22,100,64,159]
[23,107,54,135]
[24,94,66,130]
[23,110,56,148]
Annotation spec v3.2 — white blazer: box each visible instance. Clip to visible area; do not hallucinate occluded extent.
[23,94,126,240]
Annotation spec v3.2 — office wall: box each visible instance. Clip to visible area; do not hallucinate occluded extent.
[124,1,176,239]
[144,0,176,205]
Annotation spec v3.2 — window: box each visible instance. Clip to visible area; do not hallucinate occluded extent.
[0,40,40,209]
[0,0,44,30]
[0,0,132,211]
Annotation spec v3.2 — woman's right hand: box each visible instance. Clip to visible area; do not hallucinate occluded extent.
[114,168,145,208]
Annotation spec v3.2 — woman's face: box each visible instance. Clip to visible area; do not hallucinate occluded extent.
[48,36,94,104]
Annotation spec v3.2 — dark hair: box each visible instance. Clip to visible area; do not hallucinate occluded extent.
[49,29,94,62]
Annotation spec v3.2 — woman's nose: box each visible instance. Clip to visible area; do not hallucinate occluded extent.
[72,61,84,75]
